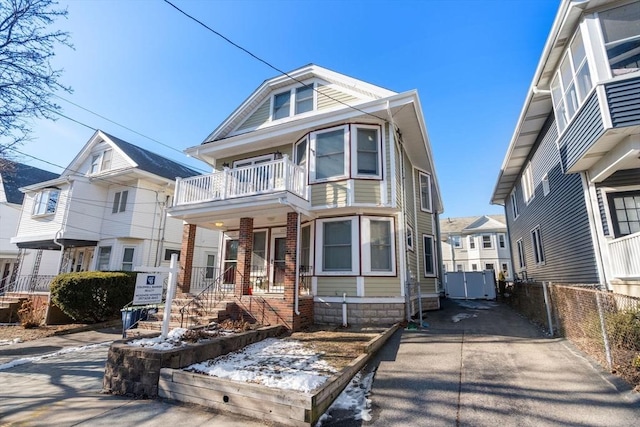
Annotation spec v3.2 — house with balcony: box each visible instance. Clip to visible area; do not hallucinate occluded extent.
[492,0,640,297]
[440,215,512,280]
[8,130,220,294]
[169,64,443,330]
[1,160,59,293]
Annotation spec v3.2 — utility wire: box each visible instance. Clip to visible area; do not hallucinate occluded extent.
[163,0,387,122]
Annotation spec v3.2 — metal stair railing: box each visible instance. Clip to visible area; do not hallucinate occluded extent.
[179,266,236,329]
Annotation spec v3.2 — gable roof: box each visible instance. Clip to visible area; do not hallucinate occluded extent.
[101,131,200,180]
[203,64,397,143]
[0,160,59,204]
[440,215,506,239]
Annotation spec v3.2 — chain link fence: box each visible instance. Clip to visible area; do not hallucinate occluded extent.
[506,282,640,390]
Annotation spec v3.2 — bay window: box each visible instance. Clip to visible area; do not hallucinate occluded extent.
[362,217,396,275]
[319,218,356,273]
[311,127,348,181]
[353,125,381,178]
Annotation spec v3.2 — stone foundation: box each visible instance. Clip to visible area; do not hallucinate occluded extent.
[314,297,440,325]
[103,325,286,398]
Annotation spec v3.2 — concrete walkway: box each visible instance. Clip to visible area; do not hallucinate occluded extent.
[369,299,639,426]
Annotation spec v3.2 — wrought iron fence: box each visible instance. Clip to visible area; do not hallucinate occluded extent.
[180,266,236,329]
[507,282,640,390]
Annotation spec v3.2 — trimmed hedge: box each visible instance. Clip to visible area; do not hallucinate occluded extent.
[50,271,136,323]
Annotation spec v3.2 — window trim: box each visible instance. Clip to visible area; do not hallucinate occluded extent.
[112,190,128,214]
[498,233,506,249]
[271,83,316,121]
[522,163,535,205]
[510,189,520,220]
[407,225,414,252]
[32,188,60,216]
[481,235,493,249]
[309,125,349,183]
[516,238,526,270]
[469,236,476,249]
[96,246,112,271]
[606,190,640,238]
[121,247,135,271]
[315,217,359,275]
[361,217,396,276]
[423,234,437,277]
[542,173,550,196]
[351,124,382,179]
[419,172,433,213]
[232,154,274,169]
[531,226,545,265]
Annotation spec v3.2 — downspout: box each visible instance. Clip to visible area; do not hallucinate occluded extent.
[53,229,65,273]
[581,172,609,289]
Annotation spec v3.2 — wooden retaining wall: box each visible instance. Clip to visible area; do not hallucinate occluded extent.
[158,324,399,426]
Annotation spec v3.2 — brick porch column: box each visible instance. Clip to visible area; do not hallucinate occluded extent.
[284,211,298,304]
[235,217,253,297]
[178,223,196,294]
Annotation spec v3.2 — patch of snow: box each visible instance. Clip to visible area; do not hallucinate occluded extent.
[451,313,478,323]
[186,338,337,393]
[0,341,111,371]
[0,338,22,346]
[316,370,375,426]
[127,327,190,350]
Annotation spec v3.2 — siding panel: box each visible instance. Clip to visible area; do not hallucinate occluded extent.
[606,76,640,128]
[365,277,401,297]
[354,180,380,204]
[506,114,599,283]
[558,92,605,172]
[316,277,357,297]
[237,99,271,131]
[316,84,359,110]
[311,181,348,207]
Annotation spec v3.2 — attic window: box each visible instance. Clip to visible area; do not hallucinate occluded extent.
[271,83,315,121]
[89,149,113,174]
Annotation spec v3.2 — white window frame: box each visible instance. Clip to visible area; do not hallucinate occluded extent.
[451,235,462,249]
[232,154,274,169]
[271,83,316,121]
[482,235,493,249]
[407,225,414,252]
[205,253,217,279]
[32,188,60,216]
[423,234,437,277]
[516,238,526,269]
[522,163,534,205]
[294,136,308,168]
[531,226,545,265]
[89,149,113,175]
[362,217,396,276]
[121,247,135,271]
[90,154,101,174]
[351,124,382,179]
[112,190,128,214]
[469,236,476,249]
[309,125,349,183]
[498,233,506,249]
[419,172,433,213]
[272,90,291,120]
[295,84,315,115]
[542,173,550,196]
[510,189,519,220]
[315,217,359,275]
[96,246,112,271]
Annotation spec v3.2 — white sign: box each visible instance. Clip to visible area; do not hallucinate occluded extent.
[133,273,166,305]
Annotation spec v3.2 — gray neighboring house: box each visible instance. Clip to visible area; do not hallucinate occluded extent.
[492,0,640,297]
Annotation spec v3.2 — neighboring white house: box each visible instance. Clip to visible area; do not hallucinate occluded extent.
[9,130,220,293]
[0,161,59,291]
[440,215,512,280]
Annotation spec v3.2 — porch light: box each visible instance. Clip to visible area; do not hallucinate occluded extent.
[274,151,283,159]
[215,222,224,227]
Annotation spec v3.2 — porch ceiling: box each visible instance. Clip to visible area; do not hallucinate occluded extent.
[14,239,98,250]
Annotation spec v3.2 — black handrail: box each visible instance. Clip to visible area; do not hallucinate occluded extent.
[179,266,237,329]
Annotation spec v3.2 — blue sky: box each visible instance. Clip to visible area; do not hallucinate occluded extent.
[17,0,560,218]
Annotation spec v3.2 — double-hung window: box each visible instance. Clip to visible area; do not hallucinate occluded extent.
[522,163,534,205]
[317,218,358,274]
[451,235,462,248]
[498,234,506,249]
[311,126,348,182]
[295,85,314,114]
[419,172,432,212]
[550,31,593,133]
[272,84,315,120]
[89,149,113,174]
[97,246,112,270]
[423,235,436,276]
[510,189,519,219]
[469,236,476,249]
[112,190,128,213]
[273,92,291,120]
[362,217,395,275]
[32,188,60,216]
[531,226,545,265]
[482,235,492,249]
[122,247,135,271]
[205,254,216,279]
[352,125,381,178]
[516,239,526,269]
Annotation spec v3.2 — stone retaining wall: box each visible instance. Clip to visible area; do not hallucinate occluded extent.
[315,297,440,325]
[103,325,286,398]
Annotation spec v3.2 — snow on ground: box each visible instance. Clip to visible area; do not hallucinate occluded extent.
[0,341,112,371]
[186,338,337,393]
[452,313,478,323]
[0,338,22,346]
[315,370,375,426]
[127,328,189,350]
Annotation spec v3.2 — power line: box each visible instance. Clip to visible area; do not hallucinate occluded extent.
[163,0,387,122]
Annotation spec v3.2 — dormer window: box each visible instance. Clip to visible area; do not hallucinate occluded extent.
[271,83,315,120]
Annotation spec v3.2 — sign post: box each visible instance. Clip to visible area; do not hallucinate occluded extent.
[161,253,179,339]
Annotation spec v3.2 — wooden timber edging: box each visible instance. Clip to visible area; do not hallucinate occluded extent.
[158,323,400,426]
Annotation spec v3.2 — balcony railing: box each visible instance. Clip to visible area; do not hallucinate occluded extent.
[608,232,640,279]
[174,156,307,206]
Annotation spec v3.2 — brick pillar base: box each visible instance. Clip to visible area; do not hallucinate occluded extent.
[235,217,253,297]
[178,223,197,294]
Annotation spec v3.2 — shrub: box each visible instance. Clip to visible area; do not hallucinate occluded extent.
[606,309,640,351]
[50,271,136,323]
[18,298,48,328]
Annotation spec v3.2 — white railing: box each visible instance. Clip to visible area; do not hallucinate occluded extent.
[175,155,307,206]
[608,232,640,278]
